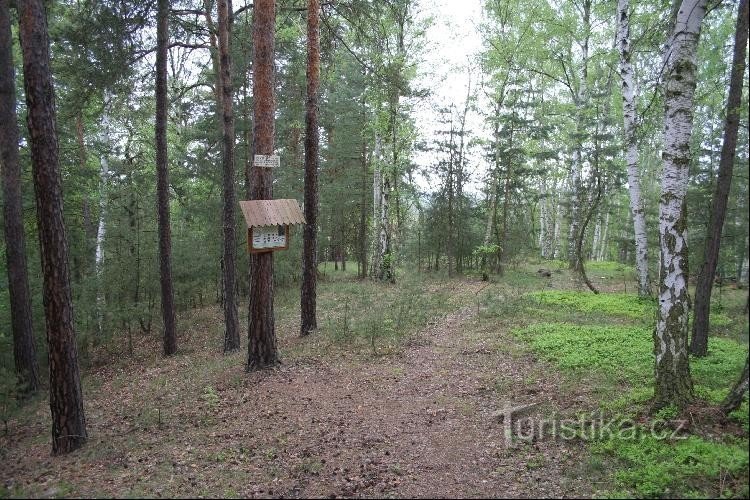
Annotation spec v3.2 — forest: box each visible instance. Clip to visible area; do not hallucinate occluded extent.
[0,0,748,497]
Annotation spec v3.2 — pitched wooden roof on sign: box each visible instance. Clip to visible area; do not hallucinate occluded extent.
[239,199,306,227]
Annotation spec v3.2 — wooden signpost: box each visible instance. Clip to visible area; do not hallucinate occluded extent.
[239,199,305,254]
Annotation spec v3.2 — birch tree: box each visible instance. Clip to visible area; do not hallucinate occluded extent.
[653,0,710,410]
[617,0,651,297]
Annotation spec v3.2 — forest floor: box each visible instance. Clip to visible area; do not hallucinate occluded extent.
[1,261,748,498]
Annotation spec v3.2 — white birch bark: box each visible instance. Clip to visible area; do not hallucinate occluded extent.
[654,0,708,408]
[592,213,601,261]
[552,188,561,260]
[598,211,610,261]
[539,177,548,257]
[95,105,111,338]
[618,0,651,296]
[567,148,582,267]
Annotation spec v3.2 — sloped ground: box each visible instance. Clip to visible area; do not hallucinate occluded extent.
[0,268,597,498]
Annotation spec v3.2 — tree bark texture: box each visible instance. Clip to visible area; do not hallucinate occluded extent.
[617,0,651,297]
[247,0,278,370]
[690,0,748,357]
[301,0,320,336]
[0,0,40,394]
[156,0,177,356]
[721,357,749,415]
[654,0,708,410]
[217,0,241,352]
[18,0,87,454]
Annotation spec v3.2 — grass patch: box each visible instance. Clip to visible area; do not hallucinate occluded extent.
[304,269,467,352]
[514,322,747,405]
[513,321,749,497]
[527,291,655,322]
[527,290,733,327]
[592,435,749,498]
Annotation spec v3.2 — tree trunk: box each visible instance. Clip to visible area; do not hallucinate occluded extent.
[301,0,320,336]
[18,0,87,454]
[155,0,177,356]
[94,153,107,339]
[567,0,591,272]
[653,0,708,411]
[721,357,749,415]
[618,0,651,297]
[217,0,241,352]
[690,0,748,357]
[358,121,368,279]
[0,0,40,395]
[247,0,278,370]
[598,210,610,261]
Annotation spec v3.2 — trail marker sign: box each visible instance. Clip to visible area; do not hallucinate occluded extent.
[253,154,280,168]
[239,199,305,254]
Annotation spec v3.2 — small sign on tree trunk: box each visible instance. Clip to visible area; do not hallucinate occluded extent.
[253,154,280,168]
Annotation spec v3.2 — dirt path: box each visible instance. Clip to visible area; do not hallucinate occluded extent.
[2,279,593,498]
[218,282,592,498]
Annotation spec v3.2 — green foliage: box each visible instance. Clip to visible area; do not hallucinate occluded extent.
[527,290,733,327]
[592,435,749,498]
[473,244,500,257]
[514,322,747,401]
[527,291,655,322]
[515,323,654,383]
[309,267,460,352]
[514,321,749,498]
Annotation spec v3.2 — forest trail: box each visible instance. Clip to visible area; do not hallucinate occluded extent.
[1,276,596,498]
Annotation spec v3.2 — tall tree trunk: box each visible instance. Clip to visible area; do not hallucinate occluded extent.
[217,0,241,352]
[653,0,708,411]
[94,154,107,339]
[358,120,368,279]
[0,0,40,395]
[568,0,591,272]
[496,119,514,277]
[598,210,610,261]
[446,120,455,278]
[247,0,278,370]
[155,0,177,356]
[18,0,87,454]
[618,0,651,297]
[372,136,391,281]
[690,0,748,357]
[454,76,471,275]
[301,0,320,336]
[539,177,549,258]
[552,190,561,259]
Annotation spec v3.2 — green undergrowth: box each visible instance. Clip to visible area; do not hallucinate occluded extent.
[513,321,749,498]
[514,322,748,408]
[527,290,733,327]
[593,435,749,498]
[527,291,655,322]
[284,267,468,354]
